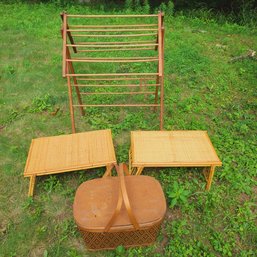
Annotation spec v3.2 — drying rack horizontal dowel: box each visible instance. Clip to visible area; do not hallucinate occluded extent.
[75,84,160,87]
[74,40,156,45]
[68,56,158,59]
[80,92,155,95]
[67,59,158,63]
[67,43,158,48]
[66,73,159,77]
[67,14,159,18]
[72,33,157,38]
[76,77,156,81]
[67,28,158,32]
[76,48,155,52]
[73,104,160,107]
[69,24,158,28]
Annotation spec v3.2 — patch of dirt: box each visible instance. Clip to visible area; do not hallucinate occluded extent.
[155,208,182,254]
[252,185,257,194]
[167,73,177,80]
[166,208,182,221]
[0,221,8,236]
[114,130,130,146]
[238,192,250,203]
[45,194,72,220]
[68,237,87,253]
[156,225,169,255]
[28,244,45,257]
[250,185,257,217]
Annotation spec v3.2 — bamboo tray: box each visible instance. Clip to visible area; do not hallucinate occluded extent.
[129,130,222,190]
[24,129,116,196]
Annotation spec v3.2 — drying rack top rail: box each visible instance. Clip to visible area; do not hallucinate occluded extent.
[61,12,164,78]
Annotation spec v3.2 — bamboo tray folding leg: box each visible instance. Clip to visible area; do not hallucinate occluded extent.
[129,130,222,190]
[24,129,116,196]
[61,12,165,132]
[203,166,216,190]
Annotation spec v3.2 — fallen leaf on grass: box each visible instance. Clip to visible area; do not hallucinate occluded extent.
[50,107,60,116]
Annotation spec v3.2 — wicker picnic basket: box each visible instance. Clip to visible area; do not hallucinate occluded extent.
[73,163,166,250]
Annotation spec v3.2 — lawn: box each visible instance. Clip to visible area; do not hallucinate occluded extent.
[0,2,256,257]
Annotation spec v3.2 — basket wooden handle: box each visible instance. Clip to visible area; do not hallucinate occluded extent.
[104,163,140,232]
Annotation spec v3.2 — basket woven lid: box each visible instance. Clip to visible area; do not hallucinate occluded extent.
[73,175,166,232]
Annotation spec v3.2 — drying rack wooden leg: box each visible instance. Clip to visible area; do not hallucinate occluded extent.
[28,175,36,197]
[74,85,85,117]
[160,76,164,130]
[154,75,159,111]
[67,76,76,133]
[205,166,216,191]
[67,49,85,117]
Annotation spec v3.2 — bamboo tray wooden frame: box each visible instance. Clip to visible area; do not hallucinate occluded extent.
[129,130,222,190]
[61,13,164,133]
[24,129,116,196]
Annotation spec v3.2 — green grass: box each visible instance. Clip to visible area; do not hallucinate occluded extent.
[1,3,257,257]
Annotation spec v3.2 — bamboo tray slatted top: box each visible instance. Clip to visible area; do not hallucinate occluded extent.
[131,130,222,167]
[24,129,116,176]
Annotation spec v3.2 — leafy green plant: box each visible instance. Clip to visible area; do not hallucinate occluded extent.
[30,94,56,113]
[22,197,34,209]
[115,245,126,256]
[4,65,15,75]
[60,219,77,242]
[43,176,62,193]
[67,249,82,257]
[167,181,190,207]
[3,109,19,125]
[166,1,174,17]
[125,0,133,10]
[142,0,150,13]
[134,0,140,10]
[210,232,235,256]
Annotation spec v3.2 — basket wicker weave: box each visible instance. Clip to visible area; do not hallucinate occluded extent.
[73,163,166,250]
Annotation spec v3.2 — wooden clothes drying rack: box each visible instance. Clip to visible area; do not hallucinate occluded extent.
[61,12,164,133]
